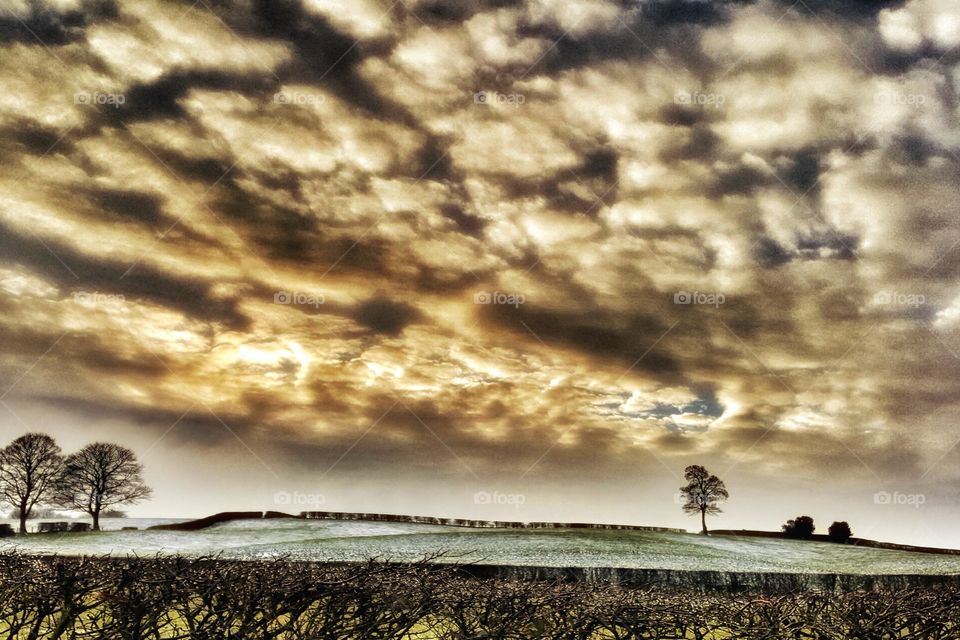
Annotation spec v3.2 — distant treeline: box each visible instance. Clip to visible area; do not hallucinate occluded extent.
[149,510,687,532]
[300,510,685,532]
[0,552,957,639]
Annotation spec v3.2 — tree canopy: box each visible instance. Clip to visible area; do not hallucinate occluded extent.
[678,465,729,535]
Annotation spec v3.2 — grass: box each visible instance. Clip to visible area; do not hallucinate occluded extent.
[6,518,960,575]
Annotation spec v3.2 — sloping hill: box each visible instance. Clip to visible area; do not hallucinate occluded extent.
[7,517,960,576]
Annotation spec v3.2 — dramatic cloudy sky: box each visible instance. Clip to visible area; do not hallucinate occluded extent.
[1,0,959,545]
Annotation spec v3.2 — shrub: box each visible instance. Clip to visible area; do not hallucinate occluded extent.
[828,521,853,543]
[782,515,816,539]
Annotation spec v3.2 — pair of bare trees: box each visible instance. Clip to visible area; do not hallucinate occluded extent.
[0,433,151,533]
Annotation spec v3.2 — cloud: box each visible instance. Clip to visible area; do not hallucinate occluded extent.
[0,0,959,537]
[879,0,960,51]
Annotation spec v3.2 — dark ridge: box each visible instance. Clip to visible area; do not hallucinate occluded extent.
[264,511,298,519]
[148,509,682,532]
[299,511,684,532]
[149,511,267,531]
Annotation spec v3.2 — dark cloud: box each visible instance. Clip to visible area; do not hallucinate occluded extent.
[658,104,708,128]
[36,395,267,447]
[440,204,486,237]
[779,148,821,196]
[218,0,408,121]
[0,325,151,375]
[0,0,116,46]
[403,1,482,25]
[639,0,744,26]
[103,71,274,124]
[0,219,248,328]
[479,145,619,216]
[658,124,720,162]
[875,44,960,74]
[1,120,74,155]
[574,147,619,207]
[351,296,421,335]
[781,0,906,19]
[82,187,167,227]
[482,303,682,379]
[795,230,858,261]
[753,236,793,269]
[414,136,459,182]
[751,230,859,267]
[707,162,770,198]
[129,142,237,186]
[885,131,943,167]
[515,21,684,75]
[211,178,400,273]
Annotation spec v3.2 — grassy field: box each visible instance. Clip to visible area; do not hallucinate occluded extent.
[3,518,958,638]
[4,517,960,575]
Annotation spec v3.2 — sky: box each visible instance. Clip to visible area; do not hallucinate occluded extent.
[0,0,959,547]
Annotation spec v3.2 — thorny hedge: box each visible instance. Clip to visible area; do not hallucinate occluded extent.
[0,552,956,639]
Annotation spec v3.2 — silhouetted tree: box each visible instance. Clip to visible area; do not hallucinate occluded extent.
[679,465,729,535]
[782,515,815,539]
[56,443,151,531]
[0,433,64,534]
[828,521,852,543]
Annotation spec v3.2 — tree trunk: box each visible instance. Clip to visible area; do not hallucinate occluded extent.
[700,507,708,535]
[92,509,100,532]
[18,500,28,535]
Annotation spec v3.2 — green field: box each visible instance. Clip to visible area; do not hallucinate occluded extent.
[4,517,960,575]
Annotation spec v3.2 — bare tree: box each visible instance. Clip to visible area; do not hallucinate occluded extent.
[0,434,64,534]
[56,443,151,531]
[679,464,729,535]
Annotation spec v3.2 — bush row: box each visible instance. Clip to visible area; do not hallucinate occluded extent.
[0,553,956,639]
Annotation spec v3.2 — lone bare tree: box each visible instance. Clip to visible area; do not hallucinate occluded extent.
[57,443,151,531]
[679,464,729,535]
[0,433,64,534]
